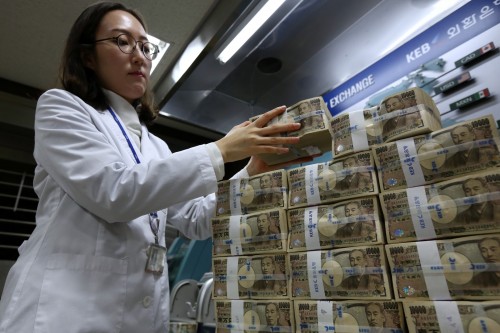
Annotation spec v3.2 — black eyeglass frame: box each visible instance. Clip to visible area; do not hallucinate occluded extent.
[90,33,159,61]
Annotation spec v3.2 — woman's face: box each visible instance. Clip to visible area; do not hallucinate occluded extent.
[87,10,151,103]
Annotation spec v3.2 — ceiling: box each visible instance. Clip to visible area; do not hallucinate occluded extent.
[0,0,469,165]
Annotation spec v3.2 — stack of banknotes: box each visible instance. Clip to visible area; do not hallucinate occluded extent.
[294,300,406,333]
[213,253,289,299]
[385,234,500,300]
[212,208,288,256]
[329,87,442,158]
[287,196,384,251]
[289,245,391,300]
[373,114,500,191]
[287,151,379,209]
[216,170,288,216]
[250,96,332,165]
[403,301,500,333]
[215,300,294,333]
[168,321,197,333]
[380,169,500,243]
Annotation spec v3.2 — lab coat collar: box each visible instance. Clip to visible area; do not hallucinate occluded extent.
[102,89,139,117]
[102,89,142,149]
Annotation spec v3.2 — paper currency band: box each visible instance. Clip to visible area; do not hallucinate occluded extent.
[434,301,463,332]
[416,241,452,300]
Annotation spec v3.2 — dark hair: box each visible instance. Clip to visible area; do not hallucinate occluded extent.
[59,1,158,125]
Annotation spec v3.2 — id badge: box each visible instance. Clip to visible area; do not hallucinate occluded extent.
[145,243,167,274]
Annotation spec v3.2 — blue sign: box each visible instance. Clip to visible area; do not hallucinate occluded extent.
[322,0,500,116]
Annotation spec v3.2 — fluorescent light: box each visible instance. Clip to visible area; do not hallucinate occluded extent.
[216,0,286,64]
[379,0,464,57]
[147,34,170,73]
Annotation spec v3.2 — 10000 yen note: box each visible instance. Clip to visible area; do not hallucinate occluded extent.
[212,209,287,257]
[215,300,294,333]
[380,169,500,243]
[249,96,332,165]
[287,196,384,252]
[329,106,383,159]
[287,151,378,209]
[216,170,287,217]
[329,87,442,158]
[294,300,406,333]
[213,254,289,299]
[378,87,442,143]
[373,114,500,191]
[289,246,391,300]
[403,301,500,333]
[385,234,500,301]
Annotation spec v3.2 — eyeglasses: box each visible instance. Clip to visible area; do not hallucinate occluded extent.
[92,33,159,60]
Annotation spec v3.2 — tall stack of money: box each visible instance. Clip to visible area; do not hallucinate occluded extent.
[214,300,294,333]
[215,170,288,217]
[287,151,379,209]
[287,196,384,251]
[329,87,442,158]
[294,300,406,333]
[284,140,391,332]
[212,170,292,332]
[249,96,332,165]
[403,301,500,333]
[373,115,500,192]
[385,234,500,301]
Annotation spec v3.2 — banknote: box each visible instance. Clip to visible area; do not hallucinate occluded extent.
[249,96,332,165]
[213,253,289,299]
[168,321,197,333]
[380,169,500,243]
[212,208,287,257]
[403,301,500,333]
[216,170,288,217]
[378,87,442,143]
[287,196,384,252]
[385,234,500,300]
[329,106,383,159]
[215,300,294,333]
[289,246,391,300]
[329,87,442,158]
[373,114,500,191]
[294,300,406,333]
[287,151,379,209]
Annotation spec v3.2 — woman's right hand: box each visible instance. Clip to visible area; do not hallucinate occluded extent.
[215,106,301,163]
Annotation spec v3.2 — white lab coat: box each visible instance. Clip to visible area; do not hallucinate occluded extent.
[0,89,235,333]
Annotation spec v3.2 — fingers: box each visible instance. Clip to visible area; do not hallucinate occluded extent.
[253,105,287,128]
[259,122,301,136]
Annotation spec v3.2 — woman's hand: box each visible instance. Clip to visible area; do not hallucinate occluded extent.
[215,106,302,163]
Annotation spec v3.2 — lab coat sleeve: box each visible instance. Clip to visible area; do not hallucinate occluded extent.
[165,165,250,239]
[34,89,219,222]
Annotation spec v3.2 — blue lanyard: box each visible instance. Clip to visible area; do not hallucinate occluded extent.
[107,106,141,164]
[107,106,159,243]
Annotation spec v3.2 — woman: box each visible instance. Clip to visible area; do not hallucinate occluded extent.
[0,2,307,332]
